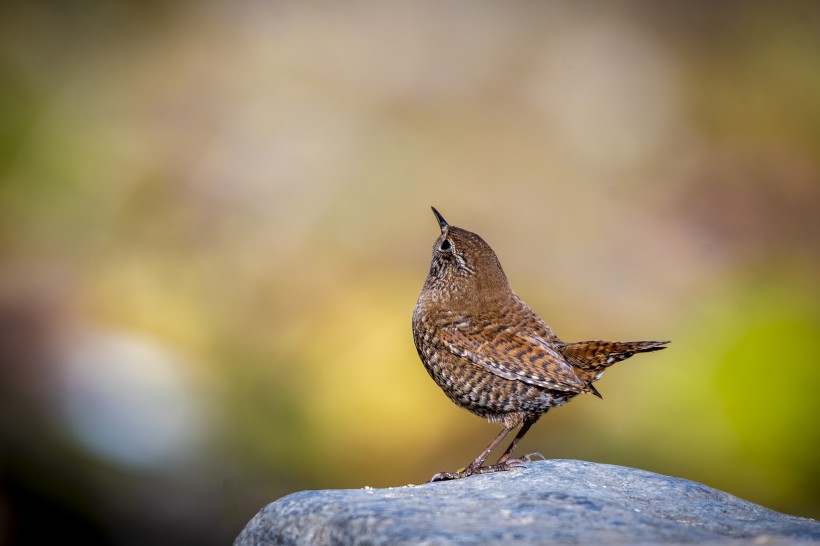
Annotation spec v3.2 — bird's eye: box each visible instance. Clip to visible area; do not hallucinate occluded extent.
[440,239,452,251]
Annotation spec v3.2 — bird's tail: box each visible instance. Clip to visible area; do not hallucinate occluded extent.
[560,340,669,397]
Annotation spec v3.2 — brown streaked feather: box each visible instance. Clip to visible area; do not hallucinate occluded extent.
[440,318,587,394]
[558,340,669,384]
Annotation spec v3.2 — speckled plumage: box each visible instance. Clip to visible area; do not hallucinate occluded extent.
[412,207,668,481]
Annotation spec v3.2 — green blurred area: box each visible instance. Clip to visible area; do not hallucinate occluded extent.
[1,1,819,544]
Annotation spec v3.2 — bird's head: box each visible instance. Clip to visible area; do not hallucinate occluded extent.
[424,207,511,303]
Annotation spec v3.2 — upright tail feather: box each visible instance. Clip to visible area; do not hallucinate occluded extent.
[559,339,669,392]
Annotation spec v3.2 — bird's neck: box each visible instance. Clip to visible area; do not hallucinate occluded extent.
[430,273,513,312]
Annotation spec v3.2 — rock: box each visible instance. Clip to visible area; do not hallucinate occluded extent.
[235,459,820,545]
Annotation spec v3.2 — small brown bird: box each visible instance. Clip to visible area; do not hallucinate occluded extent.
[412,207,668,482]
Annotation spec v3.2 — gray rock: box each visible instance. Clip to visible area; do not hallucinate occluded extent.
[235,459,820,545]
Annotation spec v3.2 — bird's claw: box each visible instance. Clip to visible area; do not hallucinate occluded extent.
[521,452,545,462]
[428,460,532,482]
[428,471,464,482]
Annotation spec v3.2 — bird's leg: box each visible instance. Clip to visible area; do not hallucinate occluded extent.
[429,425,515,482]
[492,420,544,466]
[495,418,535,465]
[459,420,544,477]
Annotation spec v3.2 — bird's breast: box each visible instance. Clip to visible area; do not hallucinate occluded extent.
[412,314,571,421]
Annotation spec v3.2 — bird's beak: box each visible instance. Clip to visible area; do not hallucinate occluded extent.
[431,206,448,232]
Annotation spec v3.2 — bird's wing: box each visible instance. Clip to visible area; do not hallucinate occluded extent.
[441,321,586,393]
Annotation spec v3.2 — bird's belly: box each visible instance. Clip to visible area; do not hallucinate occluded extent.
[421,350,570,421]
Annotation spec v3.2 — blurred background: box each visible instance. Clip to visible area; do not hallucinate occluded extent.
[1,0,819,544]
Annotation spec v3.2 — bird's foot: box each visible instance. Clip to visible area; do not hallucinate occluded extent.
[428,460,529,482]
[428,463,474,482]
[428,470,468,482]
[488,452,545,470]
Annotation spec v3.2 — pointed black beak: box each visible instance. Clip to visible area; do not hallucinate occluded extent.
[431,206,448,231]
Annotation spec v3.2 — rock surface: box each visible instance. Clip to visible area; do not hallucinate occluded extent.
[235,459,820,545]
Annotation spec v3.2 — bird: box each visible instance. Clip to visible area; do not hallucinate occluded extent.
[411,207,669,482]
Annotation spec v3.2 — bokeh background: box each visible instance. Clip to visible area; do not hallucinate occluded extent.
[1,1,819,544]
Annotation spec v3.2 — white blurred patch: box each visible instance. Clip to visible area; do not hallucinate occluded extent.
[54,330,210,469]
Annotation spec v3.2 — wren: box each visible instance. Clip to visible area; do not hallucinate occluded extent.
[412,207,668,482]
